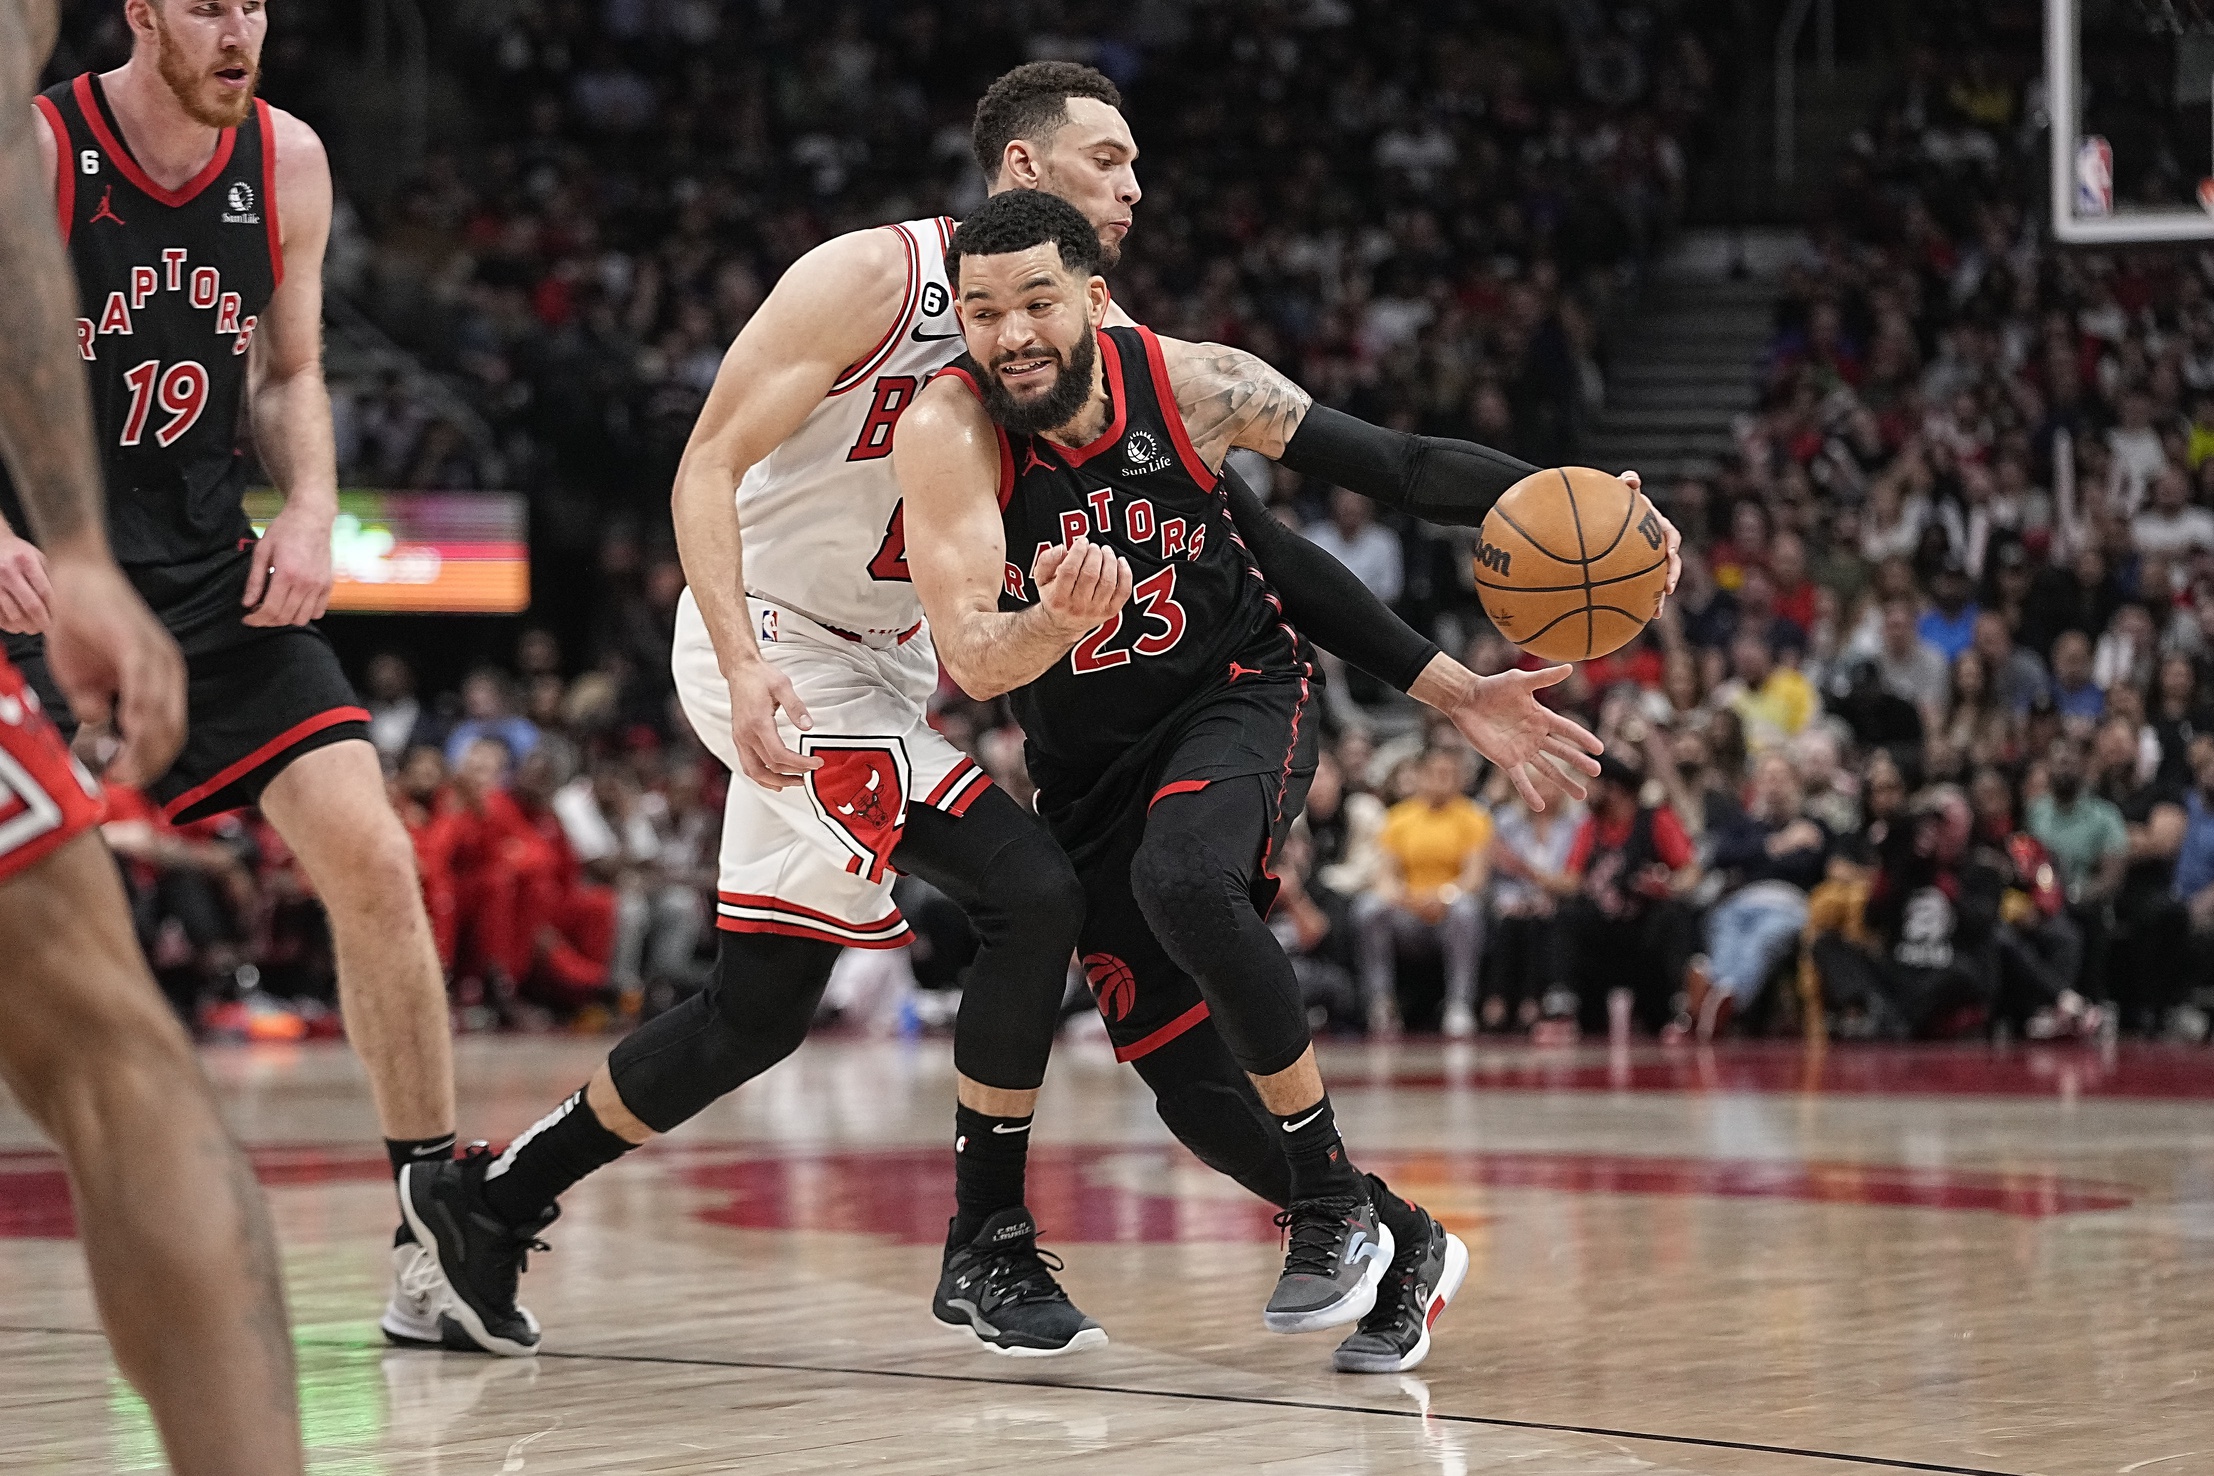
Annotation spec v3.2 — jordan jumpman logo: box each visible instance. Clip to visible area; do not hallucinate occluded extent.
[88,185,125,227]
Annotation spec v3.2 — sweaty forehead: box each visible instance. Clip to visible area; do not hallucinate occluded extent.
[1056,96,1136,157]
[958,243,1076,299]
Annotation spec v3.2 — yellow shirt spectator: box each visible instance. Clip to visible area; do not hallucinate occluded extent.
[1379,794,1493,894]
[1730,665,1815,751]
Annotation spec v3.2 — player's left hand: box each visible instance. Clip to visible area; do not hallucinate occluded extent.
[242,502,335,627]
[1617,470,1681,612]
[1440,663,1603,812]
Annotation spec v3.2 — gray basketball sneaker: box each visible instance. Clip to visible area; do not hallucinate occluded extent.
[1332,1203,1469,1372]
[1263,1192,1394,1333]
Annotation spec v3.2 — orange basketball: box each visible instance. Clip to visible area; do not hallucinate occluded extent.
[1474,466,1669,662]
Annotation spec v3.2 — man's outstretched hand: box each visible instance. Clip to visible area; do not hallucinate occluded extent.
[42,554,185,788]
[1411,657,1603,811]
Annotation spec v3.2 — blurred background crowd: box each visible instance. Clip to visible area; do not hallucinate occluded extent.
[49,1,2214,1047]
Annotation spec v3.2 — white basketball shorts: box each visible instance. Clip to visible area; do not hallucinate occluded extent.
[672,588,992,948]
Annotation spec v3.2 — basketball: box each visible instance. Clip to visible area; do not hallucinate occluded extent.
[1473,466,1669,663]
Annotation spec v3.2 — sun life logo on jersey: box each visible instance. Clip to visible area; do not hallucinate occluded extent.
[223,181,260,226]
[1125,428,1171,475]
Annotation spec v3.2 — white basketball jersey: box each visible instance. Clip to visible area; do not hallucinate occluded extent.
[736,215,960,635]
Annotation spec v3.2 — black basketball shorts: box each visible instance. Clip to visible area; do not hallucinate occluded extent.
[14,621,367,826]
[1039,672,1318,1063]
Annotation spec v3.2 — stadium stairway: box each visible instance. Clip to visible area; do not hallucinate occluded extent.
[1583,229,1797,485]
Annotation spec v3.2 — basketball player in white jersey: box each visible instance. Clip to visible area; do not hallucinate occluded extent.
[404,60,1624,1363]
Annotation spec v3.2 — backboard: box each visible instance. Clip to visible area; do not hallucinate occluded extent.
[2049,0,2214,241]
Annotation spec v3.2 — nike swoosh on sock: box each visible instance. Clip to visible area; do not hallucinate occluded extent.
[1282,1107,1326,1133]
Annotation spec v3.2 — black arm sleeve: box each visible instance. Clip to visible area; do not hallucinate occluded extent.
[1276,404,1540,529]
[1220,467,1439,693]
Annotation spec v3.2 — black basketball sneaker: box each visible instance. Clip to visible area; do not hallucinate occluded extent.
[933,1208,1108,1357]
[1263,1192,1394,1334]
[1331,1202,1469,1373]
[400,1143,555,1357]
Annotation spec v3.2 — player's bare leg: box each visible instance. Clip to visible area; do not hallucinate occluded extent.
[258,737,458,1344]
[0,833,300,1475]
[258,739,454,1144]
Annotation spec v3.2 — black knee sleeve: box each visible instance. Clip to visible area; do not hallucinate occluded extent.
[900,793,1084,1092]
[1129,824,1310,1077]
[606,932,839,1133]
[1131,1028,1291,1208]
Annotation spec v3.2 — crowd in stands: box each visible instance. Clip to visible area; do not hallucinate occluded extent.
[86,7,2214,1045]
[332,0,1727,624]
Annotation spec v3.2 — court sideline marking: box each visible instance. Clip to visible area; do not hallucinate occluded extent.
[0,1323,2027,1475]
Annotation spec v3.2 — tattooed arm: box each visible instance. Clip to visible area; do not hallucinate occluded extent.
[0,0,184,782]
[1153,327,1680,605]
[1155,335,1314,467]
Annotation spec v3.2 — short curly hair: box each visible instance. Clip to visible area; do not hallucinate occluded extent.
[970,61,1123,179]
[946,189,1103,288]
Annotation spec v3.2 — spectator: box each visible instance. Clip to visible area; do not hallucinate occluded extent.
[2135,466,2214,558]
[2028,737,2129,926]
[1813,786,2004,1038]
[2170,734,2214,1034]
[1971,609,2049,717]
[1483,787,1581,1034]
[1718,631,1815,754]
[1875,597,1949,730]
[1916,557,1980,664]
[1681,752,1831,1041]
[443,667,541,768]
[1768,530,1818,638]
[2149,652,2212,789]
[363,652,437,768]
[2049,631,2104,726]
[1556,753,1702,1034]
[1933,648,2016,778]
[1357,748,1490,1038]
[1305,488,1404,606]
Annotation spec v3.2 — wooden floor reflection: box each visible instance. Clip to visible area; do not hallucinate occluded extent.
[4,1034,2212,1473]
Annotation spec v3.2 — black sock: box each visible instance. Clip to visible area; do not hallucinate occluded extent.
[481,1088,634,1224]
[1367,1172,1426,1254]
[950,1103,1032,1247]
[1274,1094,1363,1201]
[388,1134,457,1243]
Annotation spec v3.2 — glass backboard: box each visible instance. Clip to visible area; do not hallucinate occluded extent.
[2051,0,2214,240]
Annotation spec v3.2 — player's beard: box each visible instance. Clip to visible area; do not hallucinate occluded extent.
[154,11,259,129]
[982,325,1100,437]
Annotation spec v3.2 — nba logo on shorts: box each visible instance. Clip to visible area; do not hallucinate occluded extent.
[2076,136,2112,218]
[758,607,780,644]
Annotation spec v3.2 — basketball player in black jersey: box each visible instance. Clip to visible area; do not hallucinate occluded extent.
[898,190,1660,1364]
[0,0,300,1467]
[5,0,466,1348]
[413,64,1627,1370]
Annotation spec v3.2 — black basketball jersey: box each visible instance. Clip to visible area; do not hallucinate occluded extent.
[940,325,1311,784]
[0,74,280,567]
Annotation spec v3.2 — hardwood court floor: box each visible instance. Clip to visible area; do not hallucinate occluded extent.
[4,1032,2213,1473]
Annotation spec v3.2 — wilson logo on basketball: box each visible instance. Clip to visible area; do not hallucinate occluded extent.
[1474,540,1513,576]
[1084,952,1137,1021]
[1637,509,1664,549]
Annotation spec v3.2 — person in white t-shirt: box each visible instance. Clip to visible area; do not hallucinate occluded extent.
[2135,466,2214,558]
